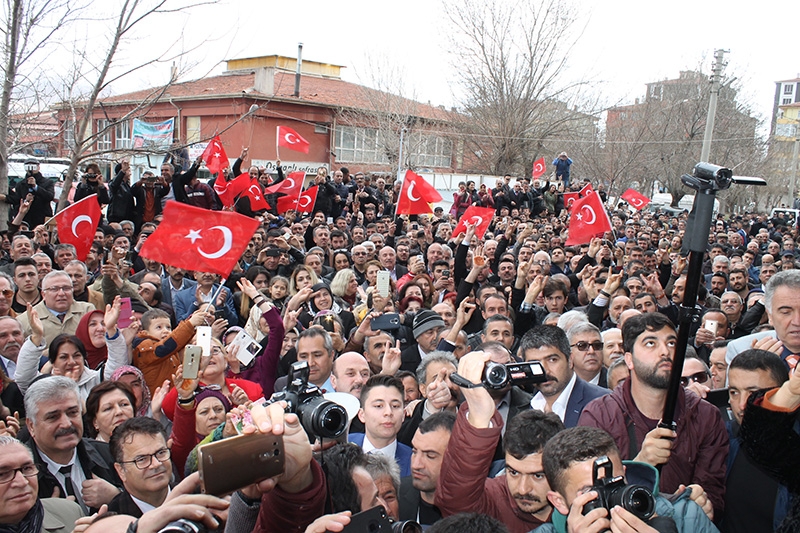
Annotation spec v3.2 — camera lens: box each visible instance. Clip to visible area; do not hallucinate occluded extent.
[299,397,348,439]
[391,521,422,533]
[618,485,655,520]
[159,519,206,533]
[483,362,508,390]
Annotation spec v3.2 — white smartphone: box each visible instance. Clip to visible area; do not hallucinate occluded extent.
[231,330,261,367]
[705,319,718,337]
[376,271,390,298]
[183,345,202,380]
[196,326,212,358]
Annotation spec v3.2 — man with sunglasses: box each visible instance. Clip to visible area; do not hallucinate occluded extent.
[109,417,172,517]
[567,322,608,388]
[579,313,728,520]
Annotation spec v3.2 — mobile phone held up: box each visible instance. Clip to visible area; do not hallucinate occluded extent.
[198,433,284,496]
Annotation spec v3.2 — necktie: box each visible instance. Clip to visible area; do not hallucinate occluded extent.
[56,313,65,323]
[58,465,76,498]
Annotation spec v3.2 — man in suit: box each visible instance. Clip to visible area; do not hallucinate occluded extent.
[159,265,196,309]
[520,325,608,427]
[349,375,412,477]
[399,411,455,527]
[378,246,408,283]
[172,272,236,325]
[0,436,84,533]
[109,417,172,517]
[567,322,608,388]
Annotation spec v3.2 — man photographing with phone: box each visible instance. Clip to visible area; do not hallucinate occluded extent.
[1,159,54,228]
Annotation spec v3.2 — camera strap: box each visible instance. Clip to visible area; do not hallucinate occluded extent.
[449,372,483,389]
[626,414,639,458]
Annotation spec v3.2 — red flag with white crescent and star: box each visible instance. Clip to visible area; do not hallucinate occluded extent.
[620,188,651,211]
[201,136,230,175]
[531,157,546,179]
[395,170,442,215]
[450,205,495,239]
[213,172,249,208]
[563,192,580,211]
[277,126,310,154]
[277,185,318,214]
[565,192,612,246]
[52,194,101,261]
[140,201,259,277]
[579,182,594,197]
[264,171,304,196]
[243,179,269,211]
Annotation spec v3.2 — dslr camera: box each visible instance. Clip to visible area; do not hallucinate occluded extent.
[266,361,348,440]
[482,361,546,390]
[582,456,655,521]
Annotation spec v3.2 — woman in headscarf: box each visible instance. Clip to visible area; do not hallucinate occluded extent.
[298,282,356,336]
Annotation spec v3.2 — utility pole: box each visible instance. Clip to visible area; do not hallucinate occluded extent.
[790,134,799,204]
[700,49,728,163]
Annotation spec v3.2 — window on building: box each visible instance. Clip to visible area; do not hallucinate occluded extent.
[334,126,390,164]
[408,133,453,168]
[783,98,792,105]
[186,116,201,144]
[784,84,794,95]
[97,119,111,152]
[63,119,75,151]
[115,120,131,149]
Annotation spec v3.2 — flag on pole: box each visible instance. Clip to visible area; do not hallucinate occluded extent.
[451,206,495,239]
[201,136,230,175]
[531,157,546,179]
[277,126,310,154]
[264,171,304,196]
[52,194,101,261]
[565,192,612,246]
[140,201,259,277]
[563,192,580,210]
[579,182,594,197]
[395,170,442,215]
[213,173,249,208]
[277,185,318,214]
[620,189,651,210]
[243,180,269,211]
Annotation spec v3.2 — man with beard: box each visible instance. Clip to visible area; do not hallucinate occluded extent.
[579,313,728,519]
[435,349,565,533]
[521,326,608,428]
[398,411,455,527]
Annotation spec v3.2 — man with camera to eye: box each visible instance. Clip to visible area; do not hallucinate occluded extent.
[533,426,717,533]
[74,163,110,208]
[1,159,54,229]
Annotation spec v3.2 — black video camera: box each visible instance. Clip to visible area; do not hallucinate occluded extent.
[266,361,348,440]
[582,456,655,521]
[452,361,546,391]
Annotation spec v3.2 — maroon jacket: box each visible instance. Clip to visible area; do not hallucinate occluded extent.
[578,379,728,519]
[254,459,328,533]
[435,404,548,533]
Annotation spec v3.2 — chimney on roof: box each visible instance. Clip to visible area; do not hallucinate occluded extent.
[294,43,303,98]
[254,68,275,95]
[170,62,177,83]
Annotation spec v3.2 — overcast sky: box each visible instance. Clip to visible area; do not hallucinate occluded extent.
[99,0,798,131]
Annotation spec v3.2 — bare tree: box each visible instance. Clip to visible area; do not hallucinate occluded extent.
[444,0,597,177]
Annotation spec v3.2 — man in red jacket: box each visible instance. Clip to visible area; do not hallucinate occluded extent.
[435,350,564,533]
[578,312,728,520]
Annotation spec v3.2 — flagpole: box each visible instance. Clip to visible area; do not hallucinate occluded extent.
[275,126,281,162]
[202,278,228,315]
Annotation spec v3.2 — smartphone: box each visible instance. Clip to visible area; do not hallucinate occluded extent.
[118,297,133,328]
[230,330,261,367]
[705,319,718,337]
[705,388,729,409]
[326,217,334,225]
[320,314,336,333]
[371,313,401,331]
[183,345,202,380]
[376,271,390,298]
[338,506,393,533]
[196,326,212,358]
[214,308,226,321]
[442,269,450,278]
[198,433,284,496]
[411,223,419,230]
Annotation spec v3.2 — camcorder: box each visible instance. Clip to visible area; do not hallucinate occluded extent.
[582,456,655,521]
[451,361,546,391]
[265,361,348,440]
[334,505,420,533]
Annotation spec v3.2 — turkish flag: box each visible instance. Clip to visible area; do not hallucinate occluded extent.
[53,194,101,261]
[565,192,612,246]
[277,126,310,154]
[201,136,230,175]
[277,185,318,214]
[395,170,442,215]
[563,192,580,210]
[243,180,268,211]
[579,182,594,197]
[531,157,546,179]
[620,188,651,210]
[451,206,495,240]
[214,173,249,208]
[140,201,259,278]
[264,171,304,196]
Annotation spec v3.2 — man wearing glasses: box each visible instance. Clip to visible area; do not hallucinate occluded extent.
[109,417,172,517]
[17,271,94,346]
[0,435,83,532]
[567,322,608,388]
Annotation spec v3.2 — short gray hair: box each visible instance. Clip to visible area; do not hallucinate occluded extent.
[41,270,71,288]
[364,330,395,352]
[764,270,800,312]
[0,435,33,459]
[362,452,400,493]
[556,310,589,334]
[566,322,602,343]
[24,376,80,422]
[0,271,15,291]
[415,351,458,385]
[65,260,88,276]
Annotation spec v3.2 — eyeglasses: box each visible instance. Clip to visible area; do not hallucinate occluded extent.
[119,448,171,470]
[571,341,604,352]
[0,289,13,299]
[680,371,709,387]
[42,286,72,294]
[0,463,38,484]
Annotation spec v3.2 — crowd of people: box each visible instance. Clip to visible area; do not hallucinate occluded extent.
[0,152,797,533]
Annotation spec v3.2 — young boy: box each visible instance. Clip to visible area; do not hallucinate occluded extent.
[133,308,211,394]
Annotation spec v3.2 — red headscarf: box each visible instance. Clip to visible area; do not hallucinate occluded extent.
[75,310,107,369]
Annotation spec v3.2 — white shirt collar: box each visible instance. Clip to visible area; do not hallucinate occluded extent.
[0,356,16,379]
[530,373,577,422]
[362,435,398,459]
[130,488,171,514]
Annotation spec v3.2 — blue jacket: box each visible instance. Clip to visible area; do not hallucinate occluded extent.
[172,283,237,325]
[563,377,609,428]
[552,157,572,176]
[349,433,412,477]
[531,462,718,533]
